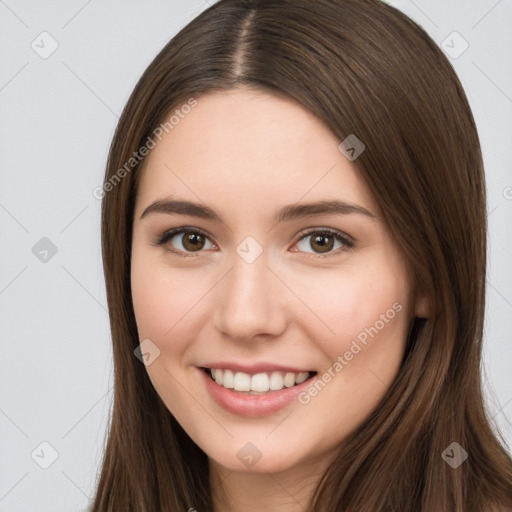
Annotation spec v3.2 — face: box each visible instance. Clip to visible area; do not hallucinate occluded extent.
[131,88,425,475]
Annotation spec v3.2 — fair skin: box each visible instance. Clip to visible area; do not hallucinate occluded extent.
[130,88,429,512]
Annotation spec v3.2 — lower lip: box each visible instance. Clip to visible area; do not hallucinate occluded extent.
[199,368,315,418]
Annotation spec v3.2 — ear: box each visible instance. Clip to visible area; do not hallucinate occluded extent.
[414,290,431,319]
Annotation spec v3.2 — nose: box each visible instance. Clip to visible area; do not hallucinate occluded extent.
[212,249,288,343]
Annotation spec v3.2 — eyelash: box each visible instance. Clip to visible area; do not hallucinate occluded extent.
[152,226,355,259]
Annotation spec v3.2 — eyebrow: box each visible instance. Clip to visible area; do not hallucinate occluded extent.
[139,198,375,223]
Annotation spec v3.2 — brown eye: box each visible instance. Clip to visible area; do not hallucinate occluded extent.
[292,228,353,258]
[154,227,215,256]
[309,234,335,253]
[181,232,206,252]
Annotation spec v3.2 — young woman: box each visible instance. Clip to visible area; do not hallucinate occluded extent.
[92,0,512,510]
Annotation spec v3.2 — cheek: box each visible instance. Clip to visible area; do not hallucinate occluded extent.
[291,268,410,438]
[130,254,208,418]
[291,264,409,349]
[130,250,209,349]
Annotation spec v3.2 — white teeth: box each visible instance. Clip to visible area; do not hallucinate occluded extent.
[283,372,296,388]
[269,371,284,390]
[295,372,309,384]
[222,369,234,389]
[233,372,251,392]
[251,373,270,392]
[207,368,313,393]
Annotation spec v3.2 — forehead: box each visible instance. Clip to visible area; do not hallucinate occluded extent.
[134,88,376,220]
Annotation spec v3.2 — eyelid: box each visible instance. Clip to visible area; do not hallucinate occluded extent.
[291,227,354,258]
[151,226,216,258]
[294,226,354,245]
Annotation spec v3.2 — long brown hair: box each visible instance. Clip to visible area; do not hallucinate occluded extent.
[93,0,512,510]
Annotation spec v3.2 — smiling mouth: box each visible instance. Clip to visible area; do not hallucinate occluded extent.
[201,367,317,394]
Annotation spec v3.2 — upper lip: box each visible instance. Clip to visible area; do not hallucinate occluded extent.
[200,362,314,374]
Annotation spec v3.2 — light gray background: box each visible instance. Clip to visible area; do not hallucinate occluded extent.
[0,1,511,510]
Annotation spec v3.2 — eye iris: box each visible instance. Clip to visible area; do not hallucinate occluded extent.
[311,234,334,253]
[182,232,205,251]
